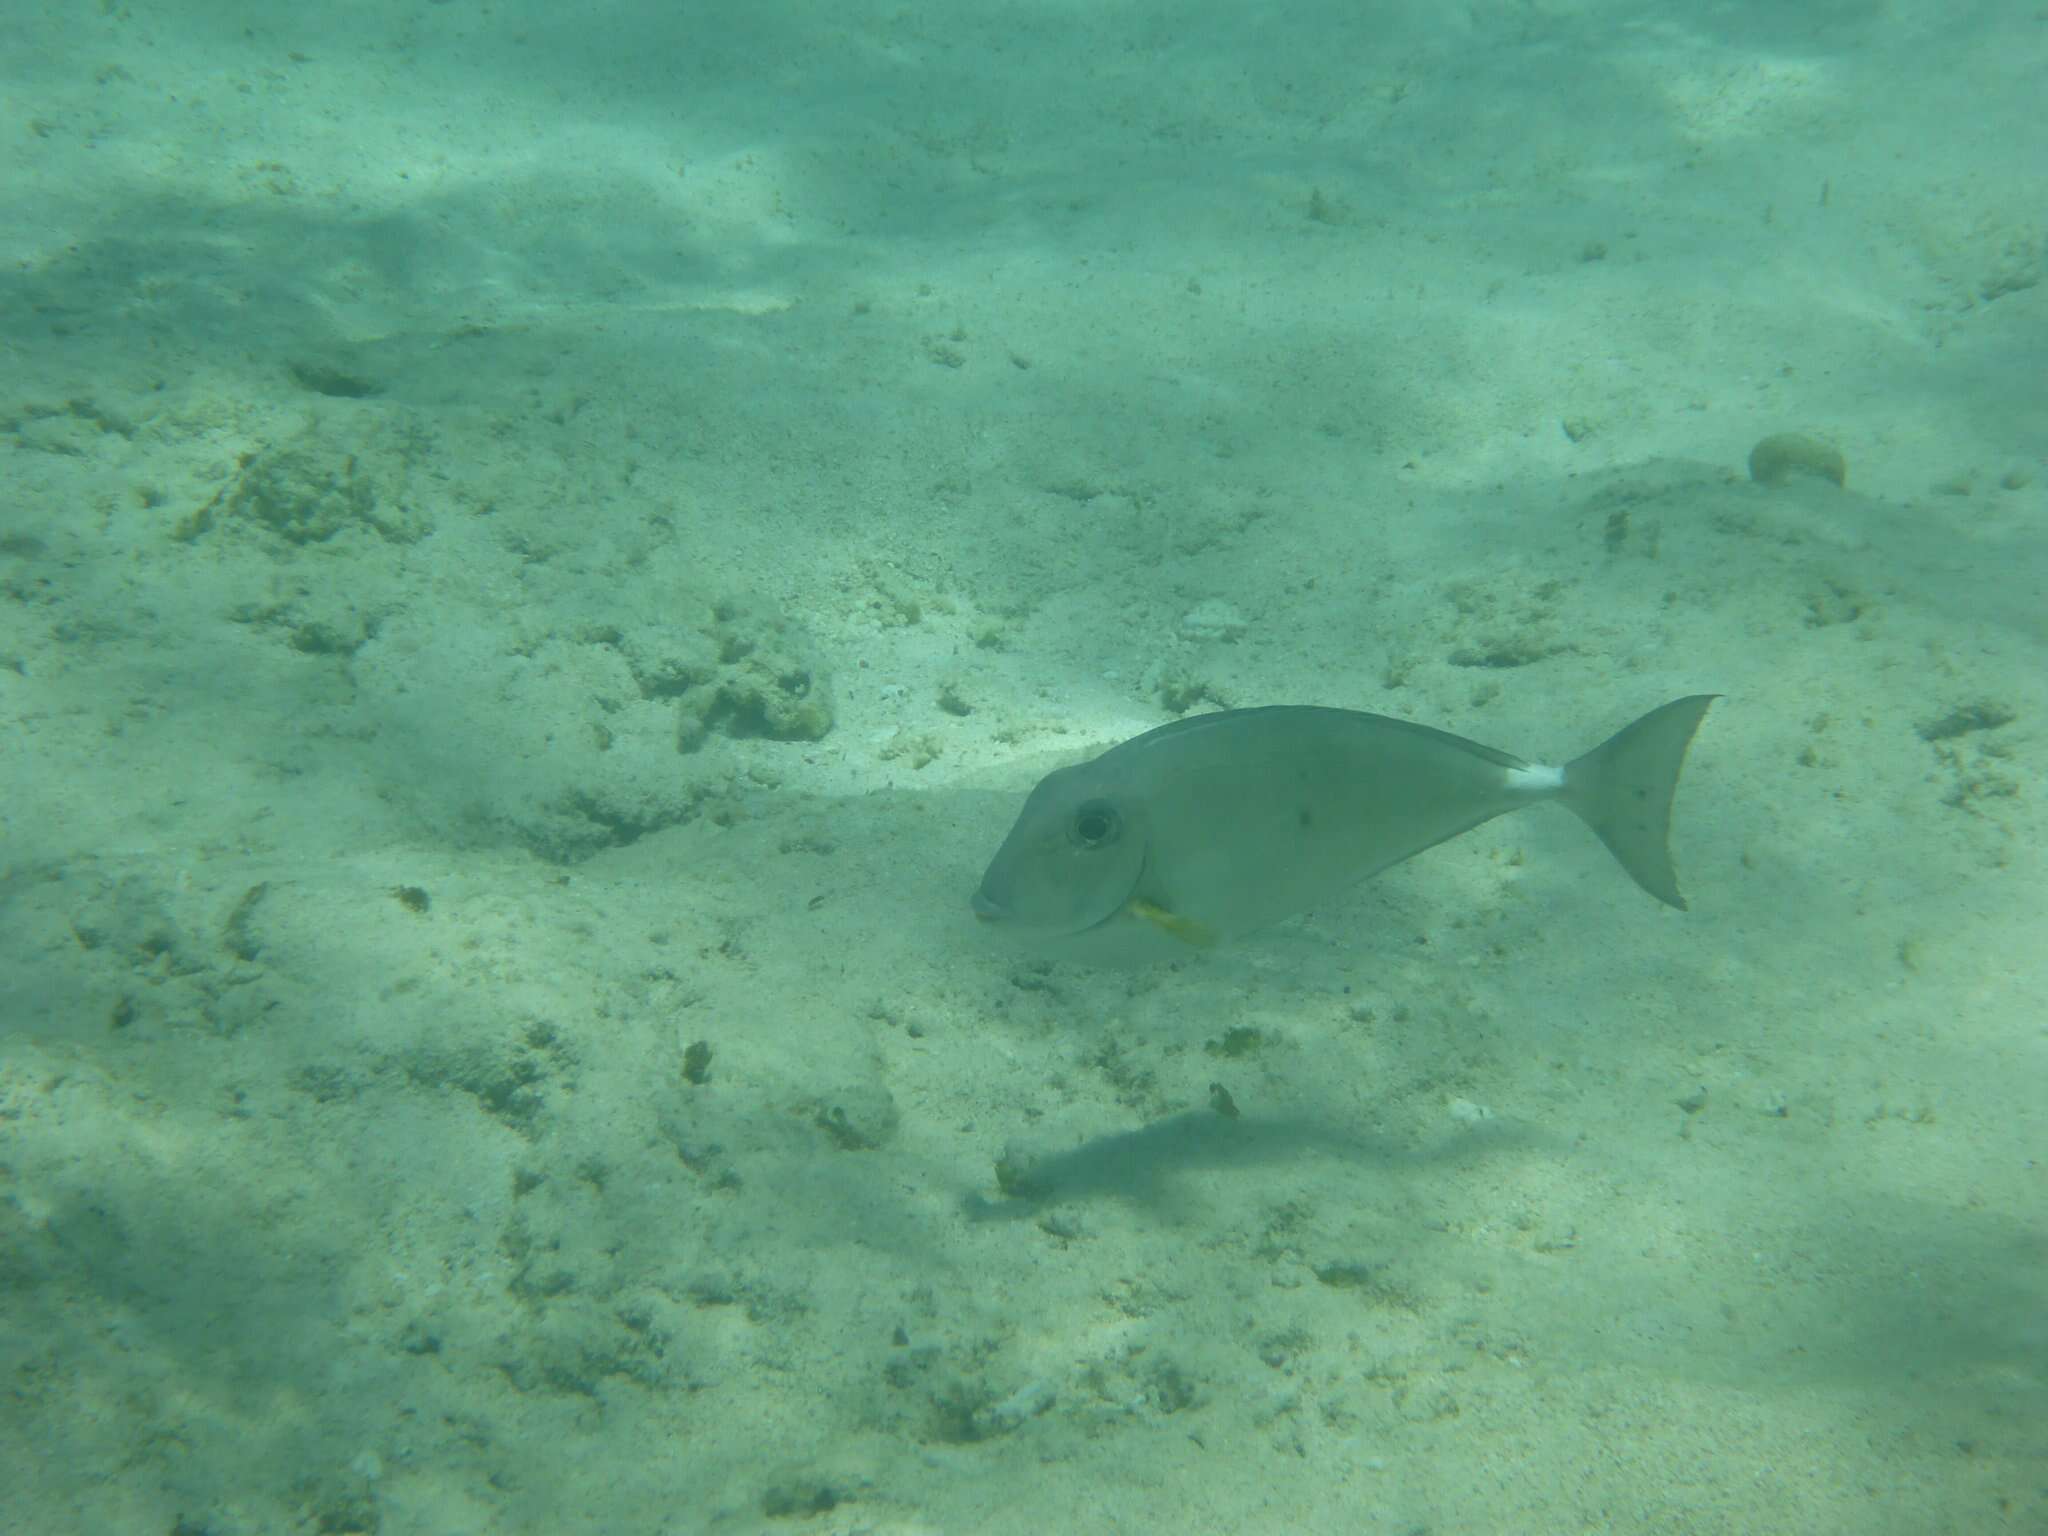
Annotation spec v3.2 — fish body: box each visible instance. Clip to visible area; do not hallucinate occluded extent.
[971,696,1715,963]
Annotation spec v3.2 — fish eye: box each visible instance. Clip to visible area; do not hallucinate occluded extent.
[1069,800,1120,849]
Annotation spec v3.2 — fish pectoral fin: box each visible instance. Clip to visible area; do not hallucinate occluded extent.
[1127,899,1218,949]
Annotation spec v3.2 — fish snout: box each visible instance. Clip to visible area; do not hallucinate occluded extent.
[970,889,1009,922]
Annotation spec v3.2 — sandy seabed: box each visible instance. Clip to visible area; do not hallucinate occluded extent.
[2,3,2043,1533]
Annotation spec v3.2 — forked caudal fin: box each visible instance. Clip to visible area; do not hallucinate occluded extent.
[1559,695,1718,909]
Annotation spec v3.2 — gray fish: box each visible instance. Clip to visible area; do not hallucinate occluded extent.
[972,695,1716,962]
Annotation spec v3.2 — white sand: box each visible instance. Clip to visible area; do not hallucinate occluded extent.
[2,3,2042,1532]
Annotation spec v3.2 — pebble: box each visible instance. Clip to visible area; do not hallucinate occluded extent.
[1178,599,1250,643]
[1748,432,1846,488]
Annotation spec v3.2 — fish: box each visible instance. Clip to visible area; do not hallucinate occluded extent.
[971,695,1716,962]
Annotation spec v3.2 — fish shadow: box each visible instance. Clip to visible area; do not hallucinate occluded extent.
[961,1103,1540,1223]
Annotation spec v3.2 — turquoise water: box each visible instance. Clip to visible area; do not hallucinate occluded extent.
[3,3,2042,1532]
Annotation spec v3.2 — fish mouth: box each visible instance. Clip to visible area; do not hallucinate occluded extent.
[970,858,1147,935]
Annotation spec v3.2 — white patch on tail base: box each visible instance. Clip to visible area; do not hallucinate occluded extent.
[1506,762,1565,794]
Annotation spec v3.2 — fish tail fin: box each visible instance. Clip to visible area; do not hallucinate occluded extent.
[1559,695,1717,909]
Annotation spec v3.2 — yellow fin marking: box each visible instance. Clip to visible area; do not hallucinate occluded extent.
[1128,899,1218,949]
